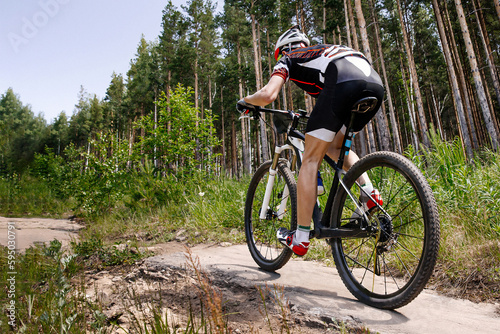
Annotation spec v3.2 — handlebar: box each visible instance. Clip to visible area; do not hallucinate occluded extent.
[240,105,309,121]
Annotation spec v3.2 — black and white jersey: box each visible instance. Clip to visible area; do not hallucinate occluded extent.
[271,44,368,97]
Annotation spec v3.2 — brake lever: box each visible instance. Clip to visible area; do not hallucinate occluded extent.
[297,109,308,117]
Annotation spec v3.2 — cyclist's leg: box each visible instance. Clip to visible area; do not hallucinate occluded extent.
[277,134,331,255]
[297,134,332,229]
[326,132,382,213]
[325,130,369,185]
[277,62,341,254]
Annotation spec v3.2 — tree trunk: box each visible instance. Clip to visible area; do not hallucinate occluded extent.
[238,42,251,174]
[454,0,499,150]
[473,24,500,138]
[369,0,402,153]
[344,0,352,48]
[396,0,430,147]
[347,0,359,50]
[323,0,327,43]
[127,117,136,169]
[443,1,479,149]
[473,0,500,120]
[154,94,158,169]
[431,0,473,158]
[220,90,226,173]
[251,11,270,161]
[495,0,500,24]
[399,52,419,149]
[231,115,238,178]
[354,0,389,151]
[430,84,445,140]
[345,0,368,155]
[194,57,199,111]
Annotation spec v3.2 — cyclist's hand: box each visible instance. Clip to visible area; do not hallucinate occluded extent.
[236,99,257,114]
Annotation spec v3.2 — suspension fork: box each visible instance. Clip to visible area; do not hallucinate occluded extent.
[259,145,295,220]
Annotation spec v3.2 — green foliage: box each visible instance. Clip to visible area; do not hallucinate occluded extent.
[69,134,130,216]
[0,172,71,217]
[407,128,500,238]
[0,240,109,333]
[0,88,48,173]
[137,84,221,176]
[71,236,146,269]
[32,134,132,217]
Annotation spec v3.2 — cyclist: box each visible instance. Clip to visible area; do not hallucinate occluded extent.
[237,25,384,256]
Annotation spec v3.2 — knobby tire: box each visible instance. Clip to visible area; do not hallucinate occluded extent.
[245,159,297,271]
[330,151,440,309]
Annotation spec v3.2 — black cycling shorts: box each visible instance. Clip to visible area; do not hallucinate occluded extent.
[305,56,384,142]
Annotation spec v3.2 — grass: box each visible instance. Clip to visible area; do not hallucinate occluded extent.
[73,175,249,248]
[0,240,109,333]
[1,239,365,333]
[0,174,73,218]
[0,135,499,331]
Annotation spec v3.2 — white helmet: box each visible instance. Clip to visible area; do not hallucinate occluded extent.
[274,25,310,61]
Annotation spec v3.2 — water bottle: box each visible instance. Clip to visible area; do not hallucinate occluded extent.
[317,171,325,196]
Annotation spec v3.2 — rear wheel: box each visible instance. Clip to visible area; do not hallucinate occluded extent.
[330,151,440,309]
[245,159,297,271]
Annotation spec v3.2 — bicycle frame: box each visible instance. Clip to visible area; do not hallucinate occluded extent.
[253,108,374,240]
[242,101,440,309]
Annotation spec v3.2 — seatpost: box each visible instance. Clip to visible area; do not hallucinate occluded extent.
[336,112,357,170]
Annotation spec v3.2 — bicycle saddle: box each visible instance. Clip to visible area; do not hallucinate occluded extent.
[351,97,378,114]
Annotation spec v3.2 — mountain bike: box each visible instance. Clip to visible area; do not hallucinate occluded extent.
[239,98,440,310]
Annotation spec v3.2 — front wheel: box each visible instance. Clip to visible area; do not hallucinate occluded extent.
[245,159,297,271]
[330,151,440,309]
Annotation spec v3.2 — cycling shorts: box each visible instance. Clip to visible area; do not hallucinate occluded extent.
[305,56,384,142]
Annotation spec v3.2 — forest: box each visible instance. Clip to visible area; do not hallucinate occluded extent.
[2,0,500,177]
[2,1,500,331]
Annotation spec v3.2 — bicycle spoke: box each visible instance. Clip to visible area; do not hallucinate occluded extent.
[391,195,419,221]
[381,254,401,290]
[331,152,439,308]
[394,238,421,262]
[385,168,398,212]
[393,215,424,230]
[361,240,378,286]
[344,238,371,258]
[396,232,424,241]
[392,246,413,279]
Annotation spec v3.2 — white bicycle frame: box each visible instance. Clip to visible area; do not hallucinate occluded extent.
[257,133,377,224]
[259,137,304,220]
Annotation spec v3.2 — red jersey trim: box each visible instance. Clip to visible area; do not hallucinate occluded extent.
[290,78,323,91]
[271,68,288,81]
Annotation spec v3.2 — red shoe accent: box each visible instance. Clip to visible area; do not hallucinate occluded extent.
[277,228,310,256]
[366,189,383,210]
[291,242,309,256]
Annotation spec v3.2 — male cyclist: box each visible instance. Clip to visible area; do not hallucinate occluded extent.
[237,25,384,256]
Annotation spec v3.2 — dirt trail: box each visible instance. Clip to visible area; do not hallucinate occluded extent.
[146,243,500,334]
[0,216,83,251]
[1,217,499,333]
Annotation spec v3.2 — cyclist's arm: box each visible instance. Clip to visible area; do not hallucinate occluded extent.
[244,75,285,106]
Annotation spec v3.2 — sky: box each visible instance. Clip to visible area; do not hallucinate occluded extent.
[0,0,222,123]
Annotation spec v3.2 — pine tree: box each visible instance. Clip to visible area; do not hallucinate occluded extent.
[431,0,473,158]
[455,0,499,150]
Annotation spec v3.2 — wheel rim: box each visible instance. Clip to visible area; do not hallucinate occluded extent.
[335,164,428,298]
[250,167,293,263]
